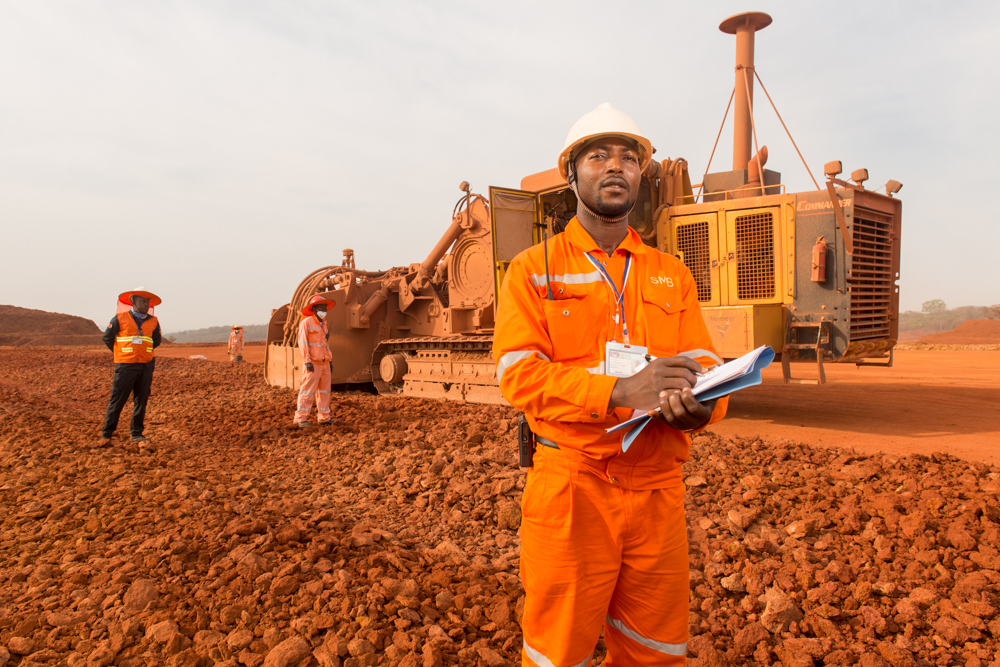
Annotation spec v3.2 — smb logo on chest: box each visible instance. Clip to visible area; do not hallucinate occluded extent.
[649,275,675,287]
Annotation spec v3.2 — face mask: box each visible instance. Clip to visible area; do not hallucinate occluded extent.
[315,310,327,320]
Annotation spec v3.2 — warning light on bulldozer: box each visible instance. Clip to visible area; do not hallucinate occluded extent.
[884,179,903,197]
[850,168,869,185]
[824,161,843,178]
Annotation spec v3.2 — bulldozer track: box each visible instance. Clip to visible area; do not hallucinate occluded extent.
[375,335,495,354]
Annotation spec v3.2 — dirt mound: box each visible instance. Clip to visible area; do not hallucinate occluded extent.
[0,305,103,346]
[921,319,1000,345]
[1,348,998,666]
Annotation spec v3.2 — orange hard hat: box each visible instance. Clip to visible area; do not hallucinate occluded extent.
[302,294,335,316]
[118,287,162,307]
[232,325,242,329]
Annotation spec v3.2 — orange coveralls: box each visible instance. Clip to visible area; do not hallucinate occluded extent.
[228,329,244,361]
[493,218,727,666]
[295,315,332,424]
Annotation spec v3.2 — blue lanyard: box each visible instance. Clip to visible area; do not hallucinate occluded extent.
[129,310,149,332]
[585,251,632,344]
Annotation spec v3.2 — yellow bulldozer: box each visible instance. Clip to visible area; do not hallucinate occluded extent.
[265,11,902,402]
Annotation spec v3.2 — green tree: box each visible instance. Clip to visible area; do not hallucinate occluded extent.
[921,299,947,314]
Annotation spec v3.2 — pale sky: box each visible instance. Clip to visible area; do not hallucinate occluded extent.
[2,1,998,331]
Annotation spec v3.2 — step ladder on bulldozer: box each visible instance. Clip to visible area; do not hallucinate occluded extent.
[781,320,831,385]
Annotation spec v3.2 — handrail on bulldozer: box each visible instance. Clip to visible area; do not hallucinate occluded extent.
[676,183,785,206]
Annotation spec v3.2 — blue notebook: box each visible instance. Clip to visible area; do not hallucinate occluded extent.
[607,345,775,452]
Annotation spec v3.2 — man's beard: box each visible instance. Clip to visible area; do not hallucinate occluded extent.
[591,191,635,218]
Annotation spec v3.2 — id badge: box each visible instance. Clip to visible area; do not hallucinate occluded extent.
[605,341,650,378]
[131,336,143,345]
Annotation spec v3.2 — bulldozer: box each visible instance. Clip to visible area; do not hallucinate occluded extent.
[265,183,502,403]
[265,10,902,401]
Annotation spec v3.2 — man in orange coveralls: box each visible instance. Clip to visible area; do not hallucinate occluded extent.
[493,103,728,666]
[228,325,244,362]
[295,295,335,427]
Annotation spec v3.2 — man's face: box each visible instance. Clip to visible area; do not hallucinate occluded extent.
[313,304,328,315]
[573,137,642,218]
[132,296,150,314]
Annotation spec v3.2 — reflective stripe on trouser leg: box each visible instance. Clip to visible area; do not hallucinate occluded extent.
[316,363,332,422]
[294,365,323,423]
[603,483,689,666]
[605,617,686,657]
[519,447,623,667]
[523,641,591,667]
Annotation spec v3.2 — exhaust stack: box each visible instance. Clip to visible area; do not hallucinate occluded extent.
[720,11,772,171]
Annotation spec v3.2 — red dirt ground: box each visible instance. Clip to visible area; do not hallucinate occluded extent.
[920,320,1000,345]
[712,349,1000,466]
[1,347,999,666]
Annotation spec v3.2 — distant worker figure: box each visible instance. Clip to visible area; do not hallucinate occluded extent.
[295,295,335,427]
[100,288,163,447]
[228,325,244,362]
[493,104,728,665]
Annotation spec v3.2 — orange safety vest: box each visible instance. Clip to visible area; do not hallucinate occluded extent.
[298,315,331,363]
[493,217,728,489]
[113,312,158,363]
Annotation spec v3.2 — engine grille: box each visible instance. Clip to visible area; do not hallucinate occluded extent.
[735,212,775,300]
[849,206,895,340]
[676,221,711,302]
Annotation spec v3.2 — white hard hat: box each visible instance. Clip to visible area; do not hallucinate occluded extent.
[557,103,654,180]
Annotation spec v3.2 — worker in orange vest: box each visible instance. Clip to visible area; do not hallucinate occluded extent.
[295,295,335,427]
[100,289,163,447]
[493,104,729,666]
[228,325,244,362]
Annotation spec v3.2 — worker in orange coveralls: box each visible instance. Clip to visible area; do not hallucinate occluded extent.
[493,103,728,666]
[228,325,244,362]
[294,295,335,427]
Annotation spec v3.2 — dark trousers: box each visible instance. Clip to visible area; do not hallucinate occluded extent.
[102,361,155,438]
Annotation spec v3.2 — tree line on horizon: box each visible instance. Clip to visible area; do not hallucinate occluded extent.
[898,301,1000,335]
[165,324,267,344]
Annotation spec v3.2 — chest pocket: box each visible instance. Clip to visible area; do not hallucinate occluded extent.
[641,281,686,357]
[543,292,604,364]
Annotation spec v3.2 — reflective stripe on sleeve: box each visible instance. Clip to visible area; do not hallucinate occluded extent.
[530,271,603,288]
[496,350,551,384]
[308,343,325,346]
[522,641,591,667]
[605,615,687,656]
[678,348,723,365]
